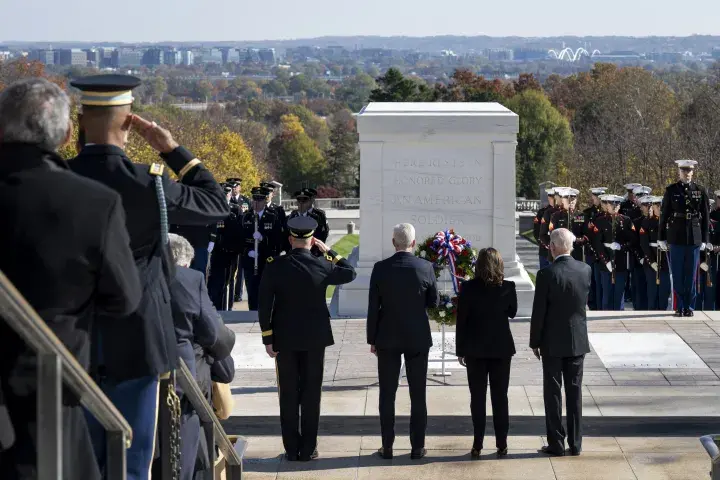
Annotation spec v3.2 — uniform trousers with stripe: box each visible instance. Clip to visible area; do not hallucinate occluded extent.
[669,245,700,311]
[275,349,325,459]
[85,376,160,480]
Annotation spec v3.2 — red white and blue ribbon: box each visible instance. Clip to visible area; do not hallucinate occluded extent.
[432,230,466,294]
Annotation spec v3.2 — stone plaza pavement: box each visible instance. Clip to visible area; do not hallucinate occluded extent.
[221,311,720,479]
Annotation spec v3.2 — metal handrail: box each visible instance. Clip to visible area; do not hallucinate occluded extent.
[700,435,720,479]
[0,269,132,480]
[175,359,247,479]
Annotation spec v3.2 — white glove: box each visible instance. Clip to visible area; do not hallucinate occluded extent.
[207,241,214,254]
[253,231,263,241]
[700,262,709,272]
[639,258,645,265]
[706,243,714,251]
[651,262,658,272]
[701,243,707,251]
[605,262,613,273]
[658,241,668,251]
[248,250,257,259]
[611,242,622,251]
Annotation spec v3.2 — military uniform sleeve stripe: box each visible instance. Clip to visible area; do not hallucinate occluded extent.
[178,158,202,180]
[262,330,273,337]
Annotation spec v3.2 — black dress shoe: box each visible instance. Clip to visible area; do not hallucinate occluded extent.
[299,449,319,461]
[683,309,694,317]
[674,309,683,317]
[496,447,508,457]
[470,448,481,460]
[284,452,299,461]
[566,449,581,457]
[540,446,565,457]
[376,447,393,459]
[410,448,427,460]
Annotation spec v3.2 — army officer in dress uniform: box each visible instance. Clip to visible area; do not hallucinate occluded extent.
[640,196,672,311]
[658,160,711,317]
[241,186,288,310]
[259,216,357,461]
[287,188,330,256]
[70,74,229,480]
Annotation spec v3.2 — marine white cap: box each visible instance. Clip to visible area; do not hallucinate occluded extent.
[557,187,579,197]
[633,186,652,196]
[590,187,608,195]
[714,190,720,198]
[650,196,663,204]
[545,187,556,195]
[601,194,624,203]
[639,196,653,205]
[624,183,642,190]
[675,159,698,168]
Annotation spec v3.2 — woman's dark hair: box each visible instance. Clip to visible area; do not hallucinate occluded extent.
[475,247,504,286]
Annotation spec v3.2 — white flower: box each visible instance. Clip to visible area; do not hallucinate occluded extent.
[419,250,426,258]
[439,311,446,318]
[445,302,453,309]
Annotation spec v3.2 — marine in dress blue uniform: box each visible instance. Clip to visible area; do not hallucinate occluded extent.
[534,188,557,270]
[241,186,288,310]
[69,75,229,480]
[639,196,672,310]
[658,160,710,317]
[548,188,586,262]
[259,216,356,461]
[583,187,607,309]
[629,186,652,310]
[287,188,331,257]
[695,196,719,311]
[539,188,564,263]
[589,195,635,310]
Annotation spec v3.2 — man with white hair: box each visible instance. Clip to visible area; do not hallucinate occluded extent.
[0,78,141,479]
[367,223,439,461]
[530,228,591,457]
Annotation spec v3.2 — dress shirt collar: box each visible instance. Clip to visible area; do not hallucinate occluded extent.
[554,254,572,262]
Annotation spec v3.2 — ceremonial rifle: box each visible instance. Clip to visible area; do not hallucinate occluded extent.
[254,212,259,276]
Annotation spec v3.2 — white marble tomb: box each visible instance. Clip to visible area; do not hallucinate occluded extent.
[336,102,535,317]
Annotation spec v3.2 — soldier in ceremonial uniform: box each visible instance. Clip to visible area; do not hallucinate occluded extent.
[241,186,288,310]
[534,188,556,269]
[584,187,607,309]
[539,188,564,263]
[259,216,356,461]
[712,193,720,308]
[620,183,642,219]
[69,75,229,480]
[640,196,672,310]
[629,187,652,310]
[287,188,330,256]
[548,188,586,262]
[589,195,636,310]
[206,198,244,311]
[658,160,710,317]
[226,178,249,302]
[261,181,287,224]
[696,196,718,311]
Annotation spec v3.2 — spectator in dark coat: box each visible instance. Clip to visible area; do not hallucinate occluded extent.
[166,234,235,480]
[0,78,141,479]
[456,248,517,459]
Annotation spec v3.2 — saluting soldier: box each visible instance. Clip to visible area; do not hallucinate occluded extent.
[534,187,556,269]
[241,186,288,310]
[69,75,229,480]
[696,196,718,311]
[584,187,607,309]
[589,195,636,310]
[629,186,652,310]
[658,160,710,317]
[207,193,244,311]
[539,188,563,262]
[259,217,357,461]
[548,188,586,262]
[640,196,672,310]
[620,183,643,219]
[288,188,330,256]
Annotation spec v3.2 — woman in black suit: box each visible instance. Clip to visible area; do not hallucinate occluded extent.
[456,247,517,459]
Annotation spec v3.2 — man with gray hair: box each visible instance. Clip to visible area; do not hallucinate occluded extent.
[367,223,439,460]
[0,78,141,479]
[530,228,591,458]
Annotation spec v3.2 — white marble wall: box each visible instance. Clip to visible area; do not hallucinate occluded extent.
[337,103,535,317]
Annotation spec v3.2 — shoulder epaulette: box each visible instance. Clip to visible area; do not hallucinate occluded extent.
[149,163,165,176]
[267,256,275,264]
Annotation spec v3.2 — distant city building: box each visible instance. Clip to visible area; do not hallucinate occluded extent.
[142,47,164,66]
[713,48,720,59]
[112,48,142,67]
[198,48,223,64]
[222,48,241,63]
[592,51,642,61]
[163,49,181,66]
[257,48,276,64]
[323,46,348,58]
[485,48,514,61]
[55,49,87,66]
[30,49,55,65]
[245,48,260,63]
[98,47,115,68]
[181,50,194,66]
[513,48,548,61]
[84,48,100,66]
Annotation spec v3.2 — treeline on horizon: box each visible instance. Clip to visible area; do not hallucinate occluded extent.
[2,58,720,202]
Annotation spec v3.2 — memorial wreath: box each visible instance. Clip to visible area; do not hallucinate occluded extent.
[414,229,477,325]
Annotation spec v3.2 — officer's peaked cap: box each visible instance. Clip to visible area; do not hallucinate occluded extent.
[675,159,698,169]
[632,186,652,196]
[590,187,608,195]
[557,187,579,197]
[639,196,653,205]
[287,216,317,239]
[623,183,642,190]
[251,186,270,198]
[70,74,141,107]
[260,182,275,191]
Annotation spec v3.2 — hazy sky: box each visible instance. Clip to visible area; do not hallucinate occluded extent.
[1,0,718,42]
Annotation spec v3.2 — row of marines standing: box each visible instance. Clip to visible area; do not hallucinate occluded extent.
[172,181,331,312]
[534,163,720,314]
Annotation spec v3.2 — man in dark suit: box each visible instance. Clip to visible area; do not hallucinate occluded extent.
[530,228,591,457]
[259,217,356,461]
[367,223,439,460]
[0,78,142,479]
[69,75,229,480]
